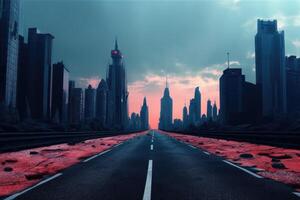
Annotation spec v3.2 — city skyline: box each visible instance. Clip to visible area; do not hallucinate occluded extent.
[20,0,300,128]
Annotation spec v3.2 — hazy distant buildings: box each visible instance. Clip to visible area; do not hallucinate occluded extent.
[140,97,149,130]
[129,112,141,130]
[84,85,96,121]
[0,0,20,109]
[96,79,108,127]
[189,98,196,125]
[194,87,201,122]
[212,101,218,121]
[159,81,173,130]
[207,99,212,121]
[286,55,300,117]
[106,40,129,130]
[51,62,69,123]
[255,19,286,118]
[182,104,189,128]
[173,119,183,130]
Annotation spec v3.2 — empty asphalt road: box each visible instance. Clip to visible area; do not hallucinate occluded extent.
[2,130,299,200]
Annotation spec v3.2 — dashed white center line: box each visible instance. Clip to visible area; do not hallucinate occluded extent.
[4,173,63,200]
[83,149,111,162]
[143,160,153,200]
[203,151,210,155]
[150,144,153,150]
[223,160,263,179]
[293,192,300,198]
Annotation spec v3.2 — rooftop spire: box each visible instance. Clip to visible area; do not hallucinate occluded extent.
[227,52,230,69]
[166,75,169,88]
[114,37,118,50]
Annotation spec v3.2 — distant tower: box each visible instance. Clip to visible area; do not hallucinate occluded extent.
[182,103,189,128]
[212,101,218,121]
[255,19,286,117]
[189,98,196,125]
[106,39,129,130]
[51,62,69,123]
[140,97,149,130]
[96,79,108,127]
[159,78,173,130]
[84,84,96,121]
[207,99,212,120]
[194,87,201,122]
[0,0,20,109]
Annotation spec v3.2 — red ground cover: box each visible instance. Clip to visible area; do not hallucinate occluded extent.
[164,131,300,191]
[0,132,146,197]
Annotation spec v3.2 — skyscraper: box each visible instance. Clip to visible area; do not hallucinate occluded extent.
[68,80,75,123]
[255,19,286,117]
[96,79,108,127]
[189,98,196,125]
[106,40,129,130]
[285,55,300,117]
[159,80,173,130]
[219,68,244,124]
[26,28,54,120]
[84,85,96,121]
[140,97,149,130]
[182,104,189,128]
[212,101,218,121]
[207,99,212,120]
[51,62,69,123]
[194,87,201,122]
[70,87,84,124]
[0,0,20,109]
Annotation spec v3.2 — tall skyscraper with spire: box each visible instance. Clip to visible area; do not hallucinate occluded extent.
[140,97,149,130]
[194,87,201,122]
[159,78,173,130]
[106,39,129,130]
[212,101,218,121]
[182,103,189,128]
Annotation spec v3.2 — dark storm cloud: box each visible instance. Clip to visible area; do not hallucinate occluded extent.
[21,0,300,85]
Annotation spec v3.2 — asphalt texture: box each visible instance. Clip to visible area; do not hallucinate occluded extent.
[2,130,299,200]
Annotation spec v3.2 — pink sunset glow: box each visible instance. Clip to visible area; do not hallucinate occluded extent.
[76,66,222,129]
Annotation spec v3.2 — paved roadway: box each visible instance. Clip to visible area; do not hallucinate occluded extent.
[2,130,299,200]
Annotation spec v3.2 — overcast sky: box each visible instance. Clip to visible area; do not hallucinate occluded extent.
[21,0,300,127]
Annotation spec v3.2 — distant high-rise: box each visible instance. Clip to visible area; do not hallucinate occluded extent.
[106,40,129,130]
[255,19,286,117]
[96,79,108,127]
[17,35,29,120]
[140,97,149,130]
[0,0,20,109]
[26,28,54,120]
[286,55,300,117]
[219,68,244,124]
[51,62,69,123]
[70,87,84,124]
[189,98,196,124]
[220,67,261,125]
[194,87,201,122]
[207,99,212,120]
[212,101,218,121]
[84,85,96,121]
[68,80,75,123]
[182,104,189,128]
[159,80,173,130]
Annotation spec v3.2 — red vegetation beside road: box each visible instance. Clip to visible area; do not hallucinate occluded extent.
[164,131,300,191]
[0,131,146,197]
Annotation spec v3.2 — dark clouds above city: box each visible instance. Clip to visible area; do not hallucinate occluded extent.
[20,0,300,127]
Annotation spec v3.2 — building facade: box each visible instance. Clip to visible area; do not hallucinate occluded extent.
[0,0,20,109]
[84,84,96,121]
[255,19,286,118]
[70,88,84,124]
[51,62,69,123]
[207,99,212,121]
[106,40,129,130]
[140,97,149,130]
[26,28,54,120]
[96,79,108,127]
[159,83,173,130]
